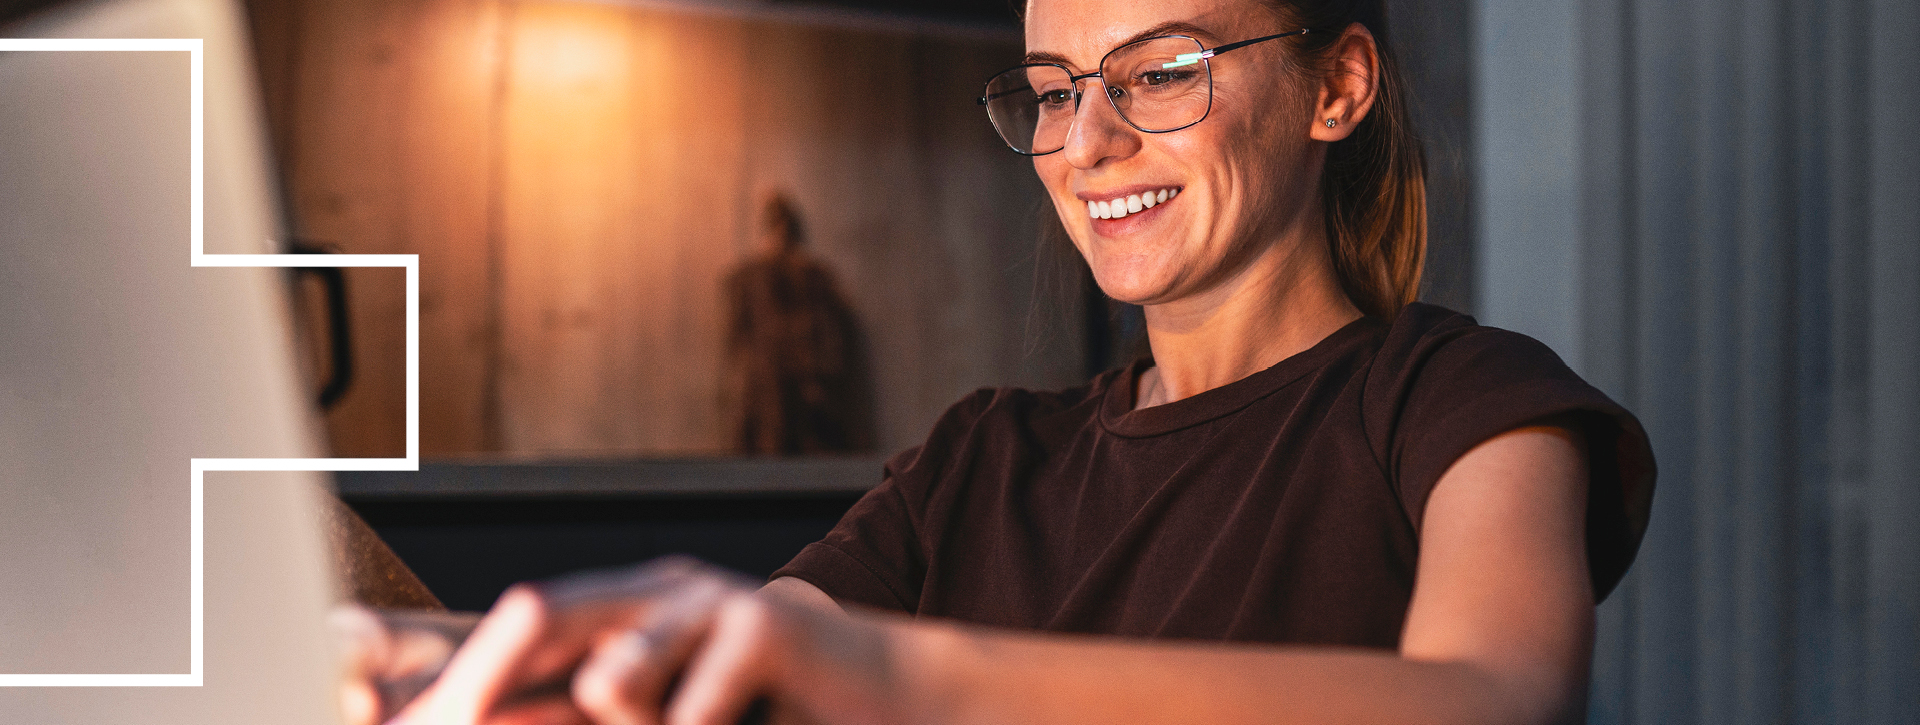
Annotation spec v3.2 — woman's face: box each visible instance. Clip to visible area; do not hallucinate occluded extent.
[1025,0,1323,307]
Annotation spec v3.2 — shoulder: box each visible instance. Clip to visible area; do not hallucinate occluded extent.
[1362,302,1606,447]
[1359,303,1596,438]
[1368,303,1570,386]
[1364,303,1656,601]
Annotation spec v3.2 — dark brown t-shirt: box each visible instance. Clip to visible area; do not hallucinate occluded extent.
[773,303,1655,649]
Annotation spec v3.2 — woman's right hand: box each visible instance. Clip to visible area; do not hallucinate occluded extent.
[387,557,909,725]
[330,606,483,725]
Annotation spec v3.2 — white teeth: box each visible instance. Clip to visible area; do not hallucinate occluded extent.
[1087,188,1179,220]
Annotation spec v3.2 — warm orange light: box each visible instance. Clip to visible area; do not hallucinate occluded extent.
[512,2,629,90]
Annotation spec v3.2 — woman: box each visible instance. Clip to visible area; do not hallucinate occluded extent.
[387,0,1654,722]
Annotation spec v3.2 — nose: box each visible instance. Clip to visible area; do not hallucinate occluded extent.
[1061,77,1141,169]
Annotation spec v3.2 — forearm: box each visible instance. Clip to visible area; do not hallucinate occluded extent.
[762,423,1594,725]
[872,620,1573,725]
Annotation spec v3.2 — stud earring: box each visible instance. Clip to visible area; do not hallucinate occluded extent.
[1325,118,1337,128]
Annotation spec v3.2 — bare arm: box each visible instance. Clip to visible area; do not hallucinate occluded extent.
[403,424,1592,725]
[860,423,1594,725]
[760,577,844,616]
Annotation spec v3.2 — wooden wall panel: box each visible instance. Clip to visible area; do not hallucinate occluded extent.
[281,0,420,458]
[738,24,944,453]
[602,12,753,452]
[242,0,298,169]
[495,0,646,453]
[729,24,1067,452]
[268,0,501,457]
[398,0,504,455]
[253,0,1081,458]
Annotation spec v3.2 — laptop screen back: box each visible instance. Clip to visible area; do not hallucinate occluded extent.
[1,0,341,720]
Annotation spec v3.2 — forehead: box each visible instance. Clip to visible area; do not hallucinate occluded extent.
[1023,0,1267,68]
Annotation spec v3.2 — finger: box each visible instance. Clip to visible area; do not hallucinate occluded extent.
[341,674,383,725]
[481,698,593,725]
[573,581,732,725]
[328,605,396,675]
[526,562,717,675]
[664,596,783,725]
[393,560,748,725]
[388,627,461,680]
[572,630,668,725]
[373,628,471,722]
[327,606,394,725]
[394,585,551,724]
[482,557,744,685]
[411,577,678,724]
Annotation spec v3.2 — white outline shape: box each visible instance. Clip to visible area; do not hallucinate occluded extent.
[0,37,419,687]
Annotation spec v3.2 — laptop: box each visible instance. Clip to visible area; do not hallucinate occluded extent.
[1,0,343,720]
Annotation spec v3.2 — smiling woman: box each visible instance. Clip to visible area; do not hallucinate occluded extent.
[376,1,1656,723]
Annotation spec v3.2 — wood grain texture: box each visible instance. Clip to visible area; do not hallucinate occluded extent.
[280,0,416,458]
[250,0,1077,457]
[401,0,506,455]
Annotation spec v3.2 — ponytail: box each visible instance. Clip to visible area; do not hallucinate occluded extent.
[1275,0,1428,319]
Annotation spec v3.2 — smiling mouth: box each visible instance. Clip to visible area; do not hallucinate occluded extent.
[1086,187,1180,220]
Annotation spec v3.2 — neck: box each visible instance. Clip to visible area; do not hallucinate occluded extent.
[1133,234,1363,409]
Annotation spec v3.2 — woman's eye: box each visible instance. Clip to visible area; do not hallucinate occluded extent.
[1139,70,1191,86]
[1037,89,1074,106]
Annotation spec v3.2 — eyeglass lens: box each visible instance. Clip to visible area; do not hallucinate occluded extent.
[983,36,1212,155]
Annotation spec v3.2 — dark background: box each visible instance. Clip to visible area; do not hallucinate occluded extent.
[348,494,862,611]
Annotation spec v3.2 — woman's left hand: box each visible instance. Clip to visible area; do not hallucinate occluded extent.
[388,556,902,725]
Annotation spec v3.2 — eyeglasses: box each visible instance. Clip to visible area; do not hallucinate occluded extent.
[977,29,1313,156]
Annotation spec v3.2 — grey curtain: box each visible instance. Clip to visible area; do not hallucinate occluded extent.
[1574,0,1920,722]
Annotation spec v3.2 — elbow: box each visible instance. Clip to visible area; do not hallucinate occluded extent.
[1426,658,1589,725]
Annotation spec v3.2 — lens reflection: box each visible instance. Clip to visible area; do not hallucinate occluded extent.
[981,36,1212,155]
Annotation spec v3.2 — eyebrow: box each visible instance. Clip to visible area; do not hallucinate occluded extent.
[1022,20,1222,68]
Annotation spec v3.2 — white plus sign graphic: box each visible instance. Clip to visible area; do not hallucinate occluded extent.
[0,37,419,688]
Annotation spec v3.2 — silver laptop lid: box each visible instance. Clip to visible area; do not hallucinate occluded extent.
[1,0,341,720]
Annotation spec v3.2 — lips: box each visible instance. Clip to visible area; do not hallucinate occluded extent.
[1085,187,1179,220]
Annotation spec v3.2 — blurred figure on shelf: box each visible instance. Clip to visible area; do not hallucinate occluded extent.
[720,193,870,455]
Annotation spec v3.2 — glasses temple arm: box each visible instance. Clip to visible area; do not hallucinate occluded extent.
[978,87,1034,104]
[1205,28,1312,57]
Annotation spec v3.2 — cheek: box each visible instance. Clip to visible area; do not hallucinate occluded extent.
[1033,155,1071,197]
[1194,109,1306,221]
[1149,132,1239,231]
[1033,155,1084,223]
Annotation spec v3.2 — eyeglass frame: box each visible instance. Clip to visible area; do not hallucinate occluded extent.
[975,28,1315,156]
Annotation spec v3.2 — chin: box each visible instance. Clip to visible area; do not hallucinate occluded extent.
[1067,217,1202,308]
[1086,260,1175,306]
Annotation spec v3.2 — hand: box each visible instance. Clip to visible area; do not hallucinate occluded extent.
[390,557,903,725]
[329,605,483,725]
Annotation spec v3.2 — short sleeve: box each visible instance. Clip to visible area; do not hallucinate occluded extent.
[770,389,1000,613]
[771,467,924,611]
[1365,305,1656,602]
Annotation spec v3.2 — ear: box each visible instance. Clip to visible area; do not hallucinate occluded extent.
[1310,23,1381,142]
